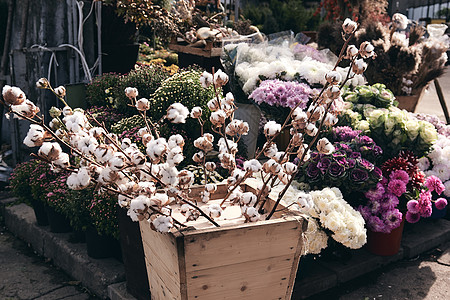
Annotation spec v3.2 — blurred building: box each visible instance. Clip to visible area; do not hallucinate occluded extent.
[389,0,450,22]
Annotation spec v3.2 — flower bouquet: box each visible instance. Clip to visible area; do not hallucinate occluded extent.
[2,18,375,298]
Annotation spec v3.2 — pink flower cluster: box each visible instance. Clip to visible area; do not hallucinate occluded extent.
[405,175,447,223]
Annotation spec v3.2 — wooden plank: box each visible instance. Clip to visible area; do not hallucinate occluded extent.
[186,254,295,300]
[168,43,222,58]
[183,216,303,272]
[140,221,181,299]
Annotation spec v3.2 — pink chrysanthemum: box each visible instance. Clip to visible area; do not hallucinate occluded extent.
[435,198,448,210]
[389,170,409,184]
[419,203,432,218]
[388,179,407,197]
[407,200,420,214]
[405,211,420,223]
[425,175,445,195]
[364,182,385,201]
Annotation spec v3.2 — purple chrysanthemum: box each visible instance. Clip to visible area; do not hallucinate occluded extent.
[388,179,407,197]
[389,170,409,184]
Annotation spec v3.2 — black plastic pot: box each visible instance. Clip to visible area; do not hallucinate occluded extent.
[85,226,116,259]
[117,207,150,300]
[30,198,49,226]
[45,206,72,233]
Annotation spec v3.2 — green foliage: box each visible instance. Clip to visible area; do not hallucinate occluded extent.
[242,0,319,34]
[9,160,39,203]
[86,73,121,107]
[89,191,120,239]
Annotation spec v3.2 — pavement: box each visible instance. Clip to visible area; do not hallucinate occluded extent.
[0,69,449,300]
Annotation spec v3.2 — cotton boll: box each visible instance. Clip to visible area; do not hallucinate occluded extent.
[342,18,357,34]
[316,138,335,155]
[207,203,222,218]
[159,164,179,187]
[243,159,262,173]
[94,145,115,163]
[121,138,132,149]
[207,98,220,112]
[53,153,70,169]
[125,87,138,99]
[190,106,202,118]
[180,204,200,221]
[135,98,150,111]
[273,151,288,164]
[146,138,168,164]
[168,134,185,150]
[305,123,318,136]
[66,167,91,190]
[200,71,213,88]
[98,167,119,184]
[150,215,173,233]
[128,195,150,221]
[11,99,40,119]
[240,192,257,206]
[23,124,46,147]
[205,162,216,171]
[78,135,99,156]
[263,142,278,158]
[149,193,170,208]
[262,159,281,175]
[166,146,184,167]
[89,127,105,138]
[283,162,298,175]
[2,85,26,105]
[325,71,342,85]
[217,137,237,154]
[192,151,205,163]
[210,110,227,127]
[54,86,66,97]
[166,103,189,124]
[213,69,228,87]
[178,170,194,188]
[264,121,281,137]
[38,142,62,161]
[205,183,217,193]
[242,206,260,222]
[109,152,127,171]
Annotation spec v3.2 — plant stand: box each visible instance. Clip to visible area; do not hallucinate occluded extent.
[169,42,223,73]
[139,183,306,300]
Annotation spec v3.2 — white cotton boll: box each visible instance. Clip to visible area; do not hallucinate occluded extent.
[166,146,184,167]
[264,121,281,137]
[205,183,217,193]
[23,124,45,147]
[128,195,150,221]
[208,203,222,218]
[243,206,260,222]
[62,106,73,116]
[210,110,227,127]
[278,172,289,184]
[292,107,307,121]
[146,138,168,163]
[168,134,185,150]
[94,145,115,163]
[352,59,367,75]
[53,152,70,169]
[273,152,287,163]
[192,151,205,163]
[121,138,132,149]
[200,71,213,88]
[224,92,234,105]
[262,159,281,175]
[205,162,216,171]
[207,98,220,112]
[138,181,156,195]
[64,111,88,133]
[109,152,127,171]
[213,69,229,87]
[305,123,318,136]
[77,167,91,188]
[316,138,335,155]
[325,70,342,85]
[240,192,257,206]
[342,18,357,34]
[2,85,26,105]
[135,98,150,111]
[130,150,146,166]
[78,136,99,156]
[138,127,149,137]
[89,127,105,138]
[98,167,118,184]
[118,195,129,208]
[282,162,298,175]
[263,142,278,158]
[159,164,179,187]
[150,193,170,207]
[125,87,138,99]
[166,103,189,124]
[151,215,173,233]
[200,191,210,203]
[243,159,262,173]
[346,45,359,58]
[38,142,62,161]
[190,106,202,118]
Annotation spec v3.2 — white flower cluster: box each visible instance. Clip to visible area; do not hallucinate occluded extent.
[225,42,366,94]
[419,134,450,197]
[296,187,367,249]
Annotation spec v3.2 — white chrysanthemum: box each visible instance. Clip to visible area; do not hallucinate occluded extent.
[166,103,189,124]
[150,215,173,233]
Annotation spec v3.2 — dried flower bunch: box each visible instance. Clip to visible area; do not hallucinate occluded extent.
[2,19,375,234]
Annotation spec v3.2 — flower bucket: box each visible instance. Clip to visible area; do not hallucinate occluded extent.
[395,85,427,112]
[85,226,117,259]
[30,197,49,226]
[139,183,305,300]
[366,217,405,256]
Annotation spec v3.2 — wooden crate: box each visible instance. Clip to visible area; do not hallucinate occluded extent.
[139,184,306,300]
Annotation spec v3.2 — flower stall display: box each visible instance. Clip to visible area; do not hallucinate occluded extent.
[2,20,374,299]
[222,37,366,94]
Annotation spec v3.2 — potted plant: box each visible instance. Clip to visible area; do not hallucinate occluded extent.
[9,160,49,226]
[2,19,375,299]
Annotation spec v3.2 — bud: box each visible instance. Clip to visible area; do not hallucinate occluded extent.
[49,106,62,118]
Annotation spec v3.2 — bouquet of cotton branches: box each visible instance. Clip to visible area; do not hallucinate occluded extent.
[2,19,375,234]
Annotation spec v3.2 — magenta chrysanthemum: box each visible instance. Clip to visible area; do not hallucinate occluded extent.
[406,200,420,214]
[364,182,385,201]
[405,211,420,223]
[425,175,445,195]
[383,209,403,229]
[388,179,407,197]
[435,198,448,210]
[389,170,409,184]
